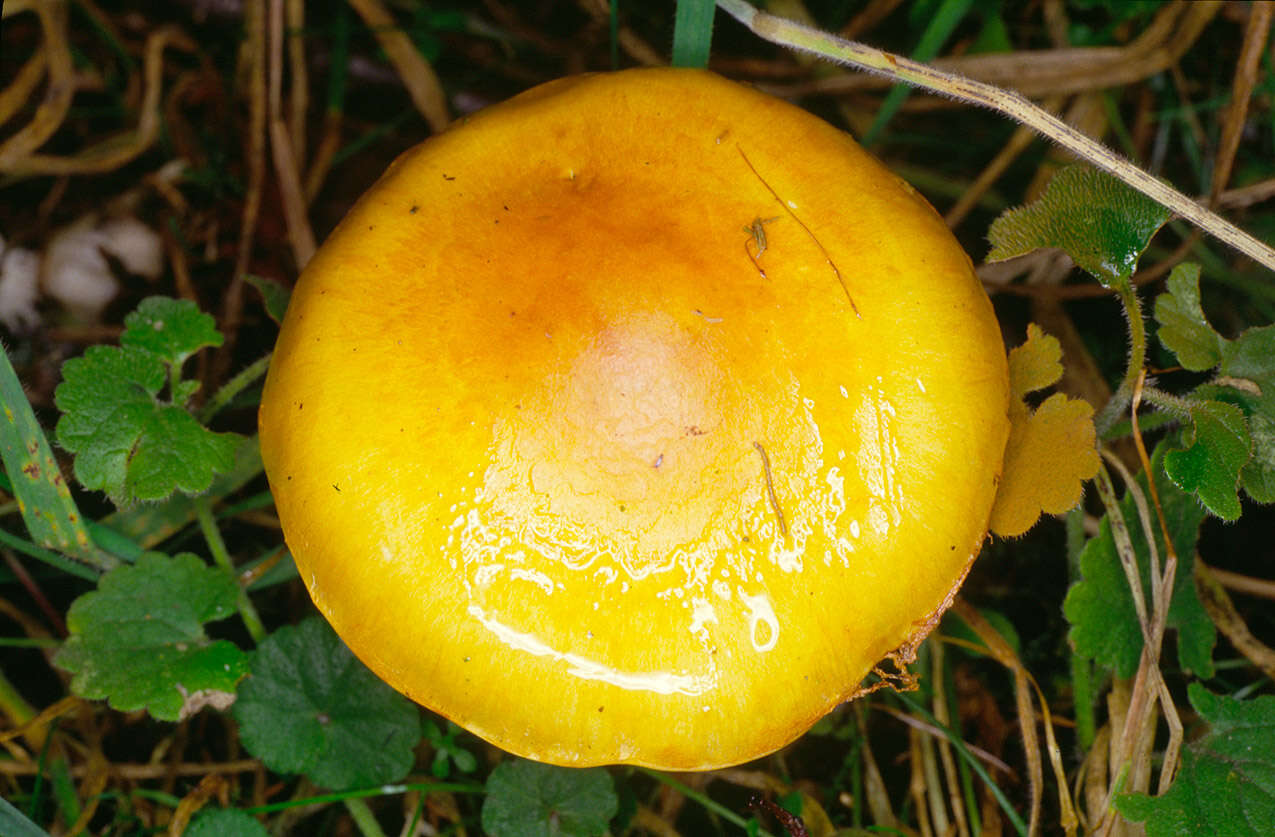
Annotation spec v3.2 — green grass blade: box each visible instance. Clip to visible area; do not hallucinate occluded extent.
[672,0,715,68]
[0,346,115,573]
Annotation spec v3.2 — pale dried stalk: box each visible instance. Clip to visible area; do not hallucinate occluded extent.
[769,2,1215,101]
[1203,564,1275,599]
[1196,563,1275,681]
[346,0,449,132]
[1091,453,1182,832]
[287,0,308,167]
[219,0,268,383]
[908,727,935,837]
[857,702,901,831]
[952,600,1080,836]
[1210,2,1272,205]
[714,0,1275,273]
[269,0,316,267]
[930,642,971,837]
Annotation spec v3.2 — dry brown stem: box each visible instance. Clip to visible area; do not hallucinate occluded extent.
[1196,563,1275,681]
[0,0,75,169]
[269,0,316,268]
[1210,2,1273,205]
[346,0,450,132]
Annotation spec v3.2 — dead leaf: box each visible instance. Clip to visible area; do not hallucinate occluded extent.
[990,325,1099,537]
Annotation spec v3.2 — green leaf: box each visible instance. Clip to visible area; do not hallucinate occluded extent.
[246,274,292,326]
[1219,325,1275,504]
[119,296,223,371]
[1240,409,1275,503]
[184,808,269,837]
[425,719,478,779]
[102,435,263,550]
[481,759,618,837]
[987,165,1170,287]
[1063,442,1214,678]
[1153,263,1224,371]
[671,0,715,68]
[55,346,239,506]
[1164,400,1250,521]
[232,617,420,791]
[54,552,248,721]
[0,345,115,575]
[1116,685,1275,836]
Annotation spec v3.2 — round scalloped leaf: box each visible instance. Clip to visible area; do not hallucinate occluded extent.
[481,759,618,837]
[54,552,247,721]
[120,296,224,370]
[184,808,269,837]
[233,617,420,790]
[1164,400,1250,521]
[55,343,239,507]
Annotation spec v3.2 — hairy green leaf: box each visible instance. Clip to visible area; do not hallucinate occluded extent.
[1154,263,1224,371]
[233,617,420,790]
[55,552,247,721]
[482,759,618,837]
[246,274,291,326]
[54,304,240,507]
[1219,325,1275,504]
[1163,400,1250,521]
[184,808,269,837]
[119,296,223,376]
[1064,443,1214,678]
[987,165,1170,286]
[1116,685,1275,835]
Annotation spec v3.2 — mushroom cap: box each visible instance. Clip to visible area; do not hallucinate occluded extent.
[258,68,1010,770]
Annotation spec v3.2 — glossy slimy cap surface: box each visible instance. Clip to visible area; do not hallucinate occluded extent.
[258,68,1010,769]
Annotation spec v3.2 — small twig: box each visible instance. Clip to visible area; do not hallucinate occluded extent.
[714,0,1275,273]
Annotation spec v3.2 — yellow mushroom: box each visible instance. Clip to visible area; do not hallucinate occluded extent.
[258,68,1011,770]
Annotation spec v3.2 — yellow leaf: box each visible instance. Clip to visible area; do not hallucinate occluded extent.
[990,326,1100,538]
[1009,322,1063,403]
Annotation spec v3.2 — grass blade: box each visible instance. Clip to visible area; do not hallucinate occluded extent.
[672,0,715,68]
[0,346,115,573]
